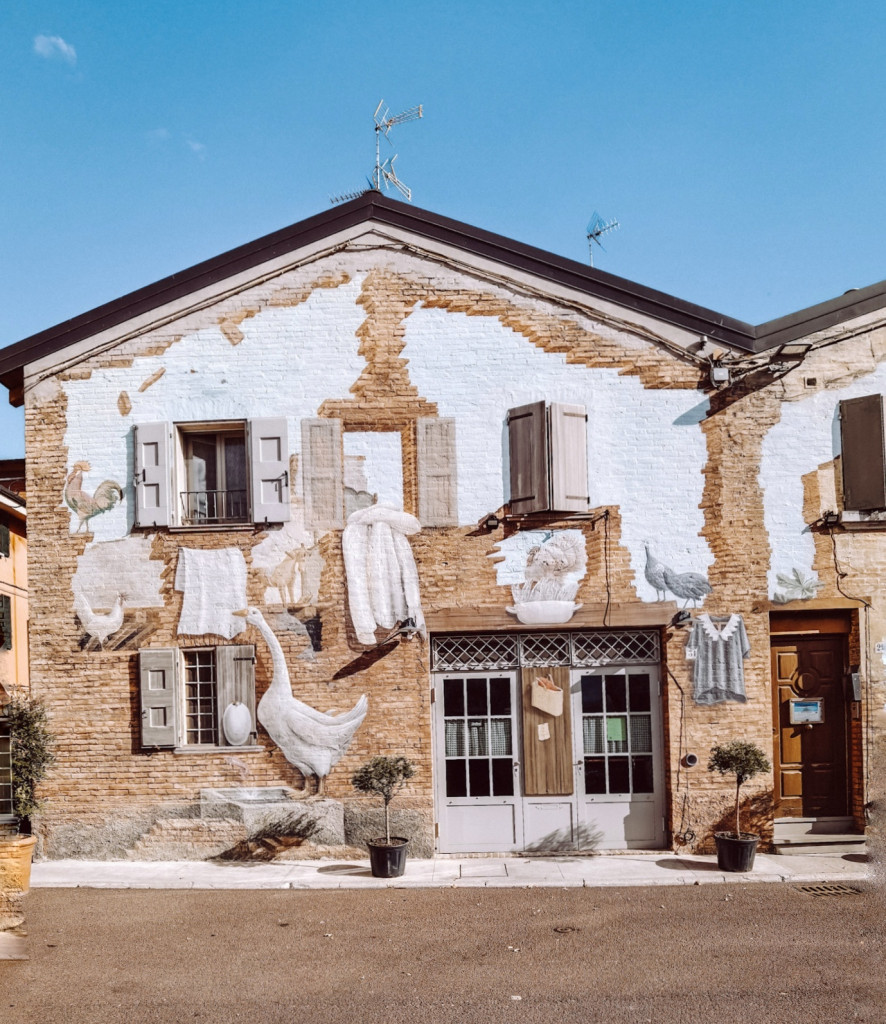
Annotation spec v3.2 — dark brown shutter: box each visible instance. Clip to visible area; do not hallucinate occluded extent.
[507,402,549,514]
[138,648,178,748]
[0,595,11,651]
[840,395,886,511]
[520,667,573,796]
[549,402,588,512]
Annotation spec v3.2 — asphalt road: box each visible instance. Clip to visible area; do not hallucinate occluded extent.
[2,882,883,1024]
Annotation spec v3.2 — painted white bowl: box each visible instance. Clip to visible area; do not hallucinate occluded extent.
[506,600,582,624]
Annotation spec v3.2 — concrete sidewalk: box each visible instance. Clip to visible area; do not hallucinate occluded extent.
[29,850,869,890]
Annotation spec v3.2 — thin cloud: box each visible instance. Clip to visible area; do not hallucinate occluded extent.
[185,138,207,160]
[146,128,170,143]
[34,34,77,65]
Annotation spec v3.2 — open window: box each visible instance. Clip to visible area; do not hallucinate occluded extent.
[138,645,257,750]
[839,395,886,512]
[507,401,588,515]
[133,418,290,528]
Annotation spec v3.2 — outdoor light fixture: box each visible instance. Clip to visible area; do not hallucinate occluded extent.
[670,610,692,629]
[709,362,731,387]
[482,513,501,531]
[821,510,841,527]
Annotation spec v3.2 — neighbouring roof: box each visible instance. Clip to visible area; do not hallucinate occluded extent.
[2,192,885,403]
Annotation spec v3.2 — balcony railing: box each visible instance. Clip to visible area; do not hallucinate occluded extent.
[180,489,248,525]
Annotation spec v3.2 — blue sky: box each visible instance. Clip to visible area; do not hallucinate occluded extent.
[3,1,886,456]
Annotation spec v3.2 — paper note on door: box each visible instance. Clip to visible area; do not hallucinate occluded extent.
[537,722,551,742]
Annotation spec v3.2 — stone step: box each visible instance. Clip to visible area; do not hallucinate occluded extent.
[772,833,866,856]
[127,818,247,861]
[772,816,854,838]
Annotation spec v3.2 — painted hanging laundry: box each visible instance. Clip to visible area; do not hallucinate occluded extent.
[341,503,426,645]
[175,547,248,639]
[687,613,750,705]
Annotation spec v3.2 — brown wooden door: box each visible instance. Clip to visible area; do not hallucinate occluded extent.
[771,636,848,817]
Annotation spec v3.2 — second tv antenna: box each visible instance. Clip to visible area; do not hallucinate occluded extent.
[372,100,423,200]
[586,211,619,267]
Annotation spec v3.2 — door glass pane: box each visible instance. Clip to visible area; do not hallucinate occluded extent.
[446,759,467,798]
[632,755,654,793]
[489,719,512,756]
[629,715,652,753]
[445,720,465,757]
[584,757,606,794]
[468,719,488,756]
[629,674,651,712]
[467,678,488,716]
[443,679,464,717]
[468,759,491,797]
[608,756,630,793]
[583,716,604,754]
[581,675,603,713]
[489,677,511,716]
[606,716,628,753]
[491,758,514,796]
[605,675,627,712]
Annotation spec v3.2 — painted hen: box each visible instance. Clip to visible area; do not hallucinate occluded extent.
[64,461,123,532]
[74,591,126,649]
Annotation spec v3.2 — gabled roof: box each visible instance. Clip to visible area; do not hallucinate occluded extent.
[2,192,885,403]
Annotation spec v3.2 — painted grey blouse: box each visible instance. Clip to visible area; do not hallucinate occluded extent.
[687,614,750,705]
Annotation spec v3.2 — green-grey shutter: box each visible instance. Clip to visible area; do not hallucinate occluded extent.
[138,648,178,748]
[507,402,549,514]
[549,402,589,513]
[216,645,256,746]
[0,595,10,651]
[840,395,886,511]
[416,417,458,526]
[301,418,343,529]
[134,422,172,527]
[248,417,291,524]
[0,523,9,557]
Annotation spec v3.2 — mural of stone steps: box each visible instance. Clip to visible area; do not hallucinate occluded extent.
[126,818,248,860]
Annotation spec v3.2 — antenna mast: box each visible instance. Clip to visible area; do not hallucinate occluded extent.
[586,211,620,267]
[372,100,423,201]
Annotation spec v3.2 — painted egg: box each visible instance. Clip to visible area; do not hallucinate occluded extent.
[222,701,252,747]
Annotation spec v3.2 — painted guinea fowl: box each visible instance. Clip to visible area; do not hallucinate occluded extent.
[643,544,668,601]
[235,606,368,794]
[644,544,711,607]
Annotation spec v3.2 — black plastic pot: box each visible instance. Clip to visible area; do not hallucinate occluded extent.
[367,837,409,878]
[714,832,759,872]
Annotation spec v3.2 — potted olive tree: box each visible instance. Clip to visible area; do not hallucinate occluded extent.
[708,739,771,872]
[0,691,55,895]
[352,755,415,878]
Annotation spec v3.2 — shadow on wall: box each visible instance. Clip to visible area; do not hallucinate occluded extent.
[524,822,603,855]
[697,792,774,854]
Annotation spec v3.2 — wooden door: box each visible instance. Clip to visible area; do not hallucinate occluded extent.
[771,636,848,817]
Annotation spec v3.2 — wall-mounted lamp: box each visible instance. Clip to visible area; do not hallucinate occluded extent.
[682,753,699,768]
[821,509,841,527]
[482,513,501,531]
[709,362,731,387]
[670,610,692,629]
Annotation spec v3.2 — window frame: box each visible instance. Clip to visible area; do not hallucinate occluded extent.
[176,420,250,528]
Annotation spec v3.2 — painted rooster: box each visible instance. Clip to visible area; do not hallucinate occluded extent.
[64,461,123,533]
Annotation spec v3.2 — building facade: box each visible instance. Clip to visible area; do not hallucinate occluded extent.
[0,195,880,858]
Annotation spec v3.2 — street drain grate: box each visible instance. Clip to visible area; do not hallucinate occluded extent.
[795,883,863,897]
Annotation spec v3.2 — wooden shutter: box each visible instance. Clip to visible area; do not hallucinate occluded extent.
[416,417,458,526]
[248,417,291,524]
[840,395,886,511]
[549,403,589,513]
[216,645,256,746]
[301,418,343,529]
[521,667,573,796]
[0,595,11,651]
[138,648,178,748]
[507,402,549,514]
[0,523,9,557]
[134,422,172,527]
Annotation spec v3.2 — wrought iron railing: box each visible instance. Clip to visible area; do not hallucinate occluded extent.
[180,489,248,525]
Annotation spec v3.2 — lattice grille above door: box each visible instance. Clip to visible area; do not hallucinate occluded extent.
[431,629,660,672]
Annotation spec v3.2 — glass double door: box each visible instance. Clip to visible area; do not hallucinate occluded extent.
[434,666,664,854]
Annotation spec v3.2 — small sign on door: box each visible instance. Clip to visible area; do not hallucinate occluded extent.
[789,699,824,724]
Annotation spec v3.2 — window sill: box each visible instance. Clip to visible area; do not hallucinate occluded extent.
[171,745,264,754]
[167,524,258,534]
[836,511,886,531]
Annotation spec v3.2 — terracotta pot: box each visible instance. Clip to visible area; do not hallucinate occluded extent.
[0,834,38,895]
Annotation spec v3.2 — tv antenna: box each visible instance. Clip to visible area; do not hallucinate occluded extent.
[586,211,619,267]
[330,99,423,205]
[372,100,423,200]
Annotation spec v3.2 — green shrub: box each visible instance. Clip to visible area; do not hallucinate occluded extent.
[352,755,415,843]
[708,740,770,839]
[5,692,55,827]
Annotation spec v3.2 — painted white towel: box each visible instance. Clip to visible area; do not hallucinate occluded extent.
[342,503,425,645]
[175,547,248,639]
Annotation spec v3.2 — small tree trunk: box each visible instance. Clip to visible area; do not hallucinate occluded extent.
[735,779,741,838]
[384,798,391,844]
